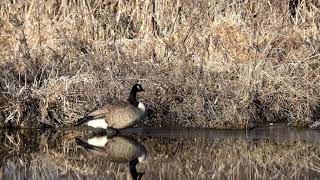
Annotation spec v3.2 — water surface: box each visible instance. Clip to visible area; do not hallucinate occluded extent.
[1,125,320,179]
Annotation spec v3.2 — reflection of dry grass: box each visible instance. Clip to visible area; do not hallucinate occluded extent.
[0,0,320,128]
[1,130,320,179]
[139,137,320,179]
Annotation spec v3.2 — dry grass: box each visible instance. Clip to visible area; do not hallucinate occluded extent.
[0,0,319,128]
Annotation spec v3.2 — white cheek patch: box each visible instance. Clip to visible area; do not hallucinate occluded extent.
[138,102,146,112]
[138,153,147,162]
[87,136,109,147]
[87,119,108,129]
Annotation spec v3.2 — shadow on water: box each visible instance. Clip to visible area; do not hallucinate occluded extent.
[0,124,320,179]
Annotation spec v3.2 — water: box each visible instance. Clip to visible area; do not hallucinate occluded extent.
[1,125,320,180]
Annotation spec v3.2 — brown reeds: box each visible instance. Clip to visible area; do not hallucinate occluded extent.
[0,0,319,128]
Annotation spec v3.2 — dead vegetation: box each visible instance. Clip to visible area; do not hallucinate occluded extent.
[0,0,319,128]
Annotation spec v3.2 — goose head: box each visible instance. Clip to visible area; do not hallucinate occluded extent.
[131,84,145,93]
[129,84,145,107]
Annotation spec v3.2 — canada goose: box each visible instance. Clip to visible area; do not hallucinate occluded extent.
[76,84,146,129]
[76,135,147,180]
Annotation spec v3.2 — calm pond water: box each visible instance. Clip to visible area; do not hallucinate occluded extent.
[1,125,320,180]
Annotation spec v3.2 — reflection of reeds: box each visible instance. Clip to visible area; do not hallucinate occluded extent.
[0,130,320,179]
[137,137,320,179]
[0,129,131,179]
[0,0,319,129]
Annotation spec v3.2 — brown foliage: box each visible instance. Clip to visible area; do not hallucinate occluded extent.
[0,0,319,128]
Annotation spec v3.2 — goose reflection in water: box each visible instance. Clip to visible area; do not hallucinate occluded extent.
[76,135,147,180]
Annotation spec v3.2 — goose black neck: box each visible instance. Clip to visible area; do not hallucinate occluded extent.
[128,91,139,107]
[129,158,144,180]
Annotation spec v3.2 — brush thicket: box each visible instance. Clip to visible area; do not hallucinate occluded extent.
[0,0,319,128]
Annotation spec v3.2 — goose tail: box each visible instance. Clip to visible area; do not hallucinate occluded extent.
[75,115,94,126]
[75,138,94,149]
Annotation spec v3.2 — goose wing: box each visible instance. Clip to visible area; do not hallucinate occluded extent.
[76,100,129,126]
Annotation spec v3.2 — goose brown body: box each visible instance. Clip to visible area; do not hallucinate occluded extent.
[87,101,145,129]
[78,136,147,162]
[76,84,146,129]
